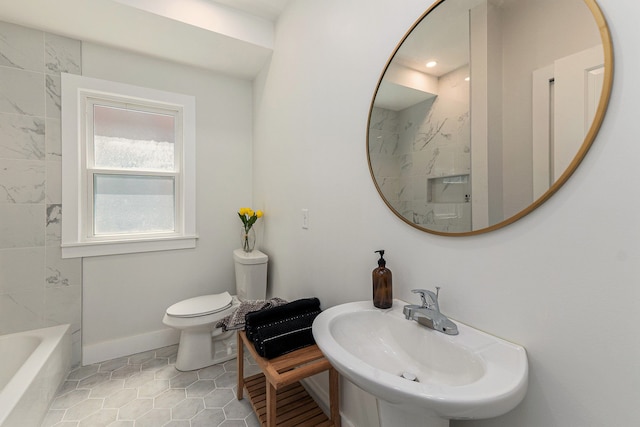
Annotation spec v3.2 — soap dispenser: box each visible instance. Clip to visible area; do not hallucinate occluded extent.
[372,250,392,309]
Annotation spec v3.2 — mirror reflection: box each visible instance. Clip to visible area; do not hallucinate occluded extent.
[368,0,612,235]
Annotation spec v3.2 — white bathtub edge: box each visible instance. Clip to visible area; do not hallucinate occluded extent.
[0,324,71,427]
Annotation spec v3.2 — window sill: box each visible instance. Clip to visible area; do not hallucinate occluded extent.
[61,235,198,258]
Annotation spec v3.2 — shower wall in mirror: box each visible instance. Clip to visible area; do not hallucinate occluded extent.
[369,65,471,233]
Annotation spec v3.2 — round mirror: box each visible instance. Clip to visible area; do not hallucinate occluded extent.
[367,0,613,236]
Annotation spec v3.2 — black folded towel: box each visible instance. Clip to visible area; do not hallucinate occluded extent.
[251,310,320,358]
[245,297,321,341]
[244,297,321,359]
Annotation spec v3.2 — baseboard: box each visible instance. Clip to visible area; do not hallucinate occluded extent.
[302,374,356,427]
[82,327,180,365]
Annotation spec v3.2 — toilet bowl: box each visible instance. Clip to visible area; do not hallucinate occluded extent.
[163,249,268,371]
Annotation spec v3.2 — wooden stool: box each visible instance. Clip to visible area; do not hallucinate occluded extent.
[237,330,341,427]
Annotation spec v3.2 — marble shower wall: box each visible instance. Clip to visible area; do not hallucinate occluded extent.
[0,21,82,365]
[369,66,471,233]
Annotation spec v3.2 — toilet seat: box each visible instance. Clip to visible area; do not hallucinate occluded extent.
[162,248,267,371]
[166,292,233,318]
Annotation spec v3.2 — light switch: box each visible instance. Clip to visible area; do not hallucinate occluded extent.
[302,209,309,229]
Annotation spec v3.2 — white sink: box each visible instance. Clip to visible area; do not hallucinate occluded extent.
[312,300,528,426]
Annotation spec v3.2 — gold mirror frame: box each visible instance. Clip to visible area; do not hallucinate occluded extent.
[367,0,613,236]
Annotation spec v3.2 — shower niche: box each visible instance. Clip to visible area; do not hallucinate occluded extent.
[424,174,471,233]
[427,174,470,203]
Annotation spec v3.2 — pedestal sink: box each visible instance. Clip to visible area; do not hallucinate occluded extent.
[312,300,528,427]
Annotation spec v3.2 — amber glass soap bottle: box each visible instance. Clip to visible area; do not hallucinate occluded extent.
[372,250,392,309]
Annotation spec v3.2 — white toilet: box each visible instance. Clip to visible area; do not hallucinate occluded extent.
[163,249,268,371]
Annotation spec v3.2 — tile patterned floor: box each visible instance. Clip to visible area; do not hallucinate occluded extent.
[41,343,263,427]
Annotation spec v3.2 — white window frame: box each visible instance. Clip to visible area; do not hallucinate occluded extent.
[61,73,197,258]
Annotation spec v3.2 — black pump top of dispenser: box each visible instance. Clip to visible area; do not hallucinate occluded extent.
[375,250,386,267]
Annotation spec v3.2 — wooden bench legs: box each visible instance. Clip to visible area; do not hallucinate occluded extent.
[237,331,341,427]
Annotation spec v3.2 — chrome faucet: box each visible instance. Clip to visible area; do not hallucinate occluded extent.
[403,288,458,335]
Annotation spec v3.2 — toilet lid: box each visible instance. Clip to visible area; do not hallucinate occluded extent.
[166,292,233,318]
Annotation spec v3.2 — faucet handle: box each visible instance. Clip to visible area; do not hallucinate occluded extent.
[412,288,442,311]
[412,288,438,308]
[411,289,428,307]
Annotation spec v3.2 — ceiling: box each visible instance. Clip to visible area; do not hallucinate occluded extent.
[373,0,486,111]
[394,0,485,77]
[0,0,291,79]
[205,0,291,21]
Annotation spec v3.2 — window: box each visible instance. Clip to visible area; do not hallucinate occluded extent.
[61,74,197,258]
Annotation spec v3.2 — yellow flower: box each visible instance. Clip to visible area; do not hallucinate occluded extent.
[238,207,264,246]
[238,207,264,222]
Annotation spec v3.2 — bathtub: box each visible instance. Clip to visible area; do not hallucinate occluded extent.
[0,324,71,427]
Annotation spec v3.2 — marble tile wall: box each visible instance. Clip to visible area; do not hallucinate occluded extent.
[368,107,401,211]
[0,21,82,365]
[368,66,472,233]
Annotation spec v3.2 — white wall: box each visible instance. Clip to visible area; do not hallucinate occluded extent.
[81,43,254,362]
[254,0,640,426]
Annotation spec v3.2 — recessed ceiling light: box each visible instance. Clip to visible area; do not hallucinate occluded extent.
[465,76,470,81]
[426,61,437,68]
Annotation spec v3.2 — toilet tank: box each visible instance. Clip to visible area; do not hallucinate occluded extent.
[233,249,268,301]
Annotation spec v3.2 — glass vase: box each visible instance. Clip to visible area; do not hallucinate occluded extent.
[241,227,256,252]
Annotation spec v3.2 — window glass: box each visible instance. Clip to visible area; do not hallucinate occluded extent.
[93,104,176,171]
[93,174,176,235]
